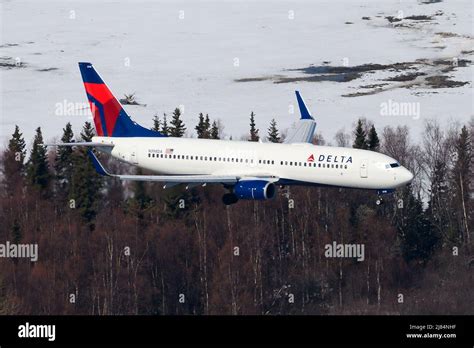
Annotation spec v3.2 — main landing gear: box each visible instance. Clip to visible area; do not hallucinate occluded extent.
[222,193,239,206]
[376,197,384,206]
[222,185,239,206]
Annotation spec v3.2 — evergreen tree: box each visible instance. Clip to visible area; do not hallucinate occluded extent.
[249,111,259,142]
[195,113,206,138]
[152,114,161,132]
[353,119,368,149]
[210,120,220,139]
[133,167,151,209]
[2,125,26,194]
[54,122,75,201]
[70,122,102,225]
[196,113,211,138]
[427,159,452,242]
[367,125,380,151]
[267,118,281,143]
[102,158,125,209]
[204,114,211,139]
[169,108,186,137]
[161,113,169,136]
[26,127,51,194]
[398,193,440,264]
[128,167,152,219]
[163,187,200,221]
[451,125,472,244]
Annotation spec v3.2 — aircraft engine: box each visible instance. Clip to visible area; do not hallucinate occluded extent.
[234,180,276,200]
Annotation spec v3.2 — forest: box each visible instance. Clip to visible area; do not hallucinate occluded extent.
[0,108,472,315]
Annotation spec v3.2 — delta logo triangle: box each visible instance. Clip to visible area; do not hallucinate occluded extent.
[307,154,315,162]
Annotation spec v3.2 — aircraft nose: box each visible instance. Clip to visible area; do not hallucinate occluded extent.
[401,167,414,184]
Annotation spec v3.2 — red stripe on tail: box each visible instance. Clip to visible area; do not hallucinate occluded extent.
[84,83,122,136]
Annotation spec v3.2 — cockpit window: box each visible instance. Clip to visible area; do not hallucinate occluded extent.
[390,162,400,168]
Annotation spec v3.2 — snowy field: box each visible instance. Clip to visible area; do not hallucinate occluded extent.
[0,0,473,146]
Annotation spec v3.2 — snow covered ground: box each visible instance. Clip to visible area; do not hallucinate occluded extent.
[1,0,473,147]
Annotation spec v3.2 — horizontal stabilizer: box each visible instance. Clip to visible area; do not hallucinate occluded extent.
[87,150,110,176]
[44,142,114,147]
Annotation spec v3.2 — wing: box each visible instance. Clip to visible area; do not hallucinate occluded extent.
[283,91,317,144]
[88,150,254,186]
[44,142,114,147]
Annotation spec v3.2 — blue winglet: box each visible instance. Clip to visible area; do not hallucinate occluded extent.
[87,150,110,176]
[295,91,314,120]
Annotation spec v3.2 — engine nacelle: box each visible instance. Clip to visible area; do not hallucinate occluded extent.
[234,180,276,200]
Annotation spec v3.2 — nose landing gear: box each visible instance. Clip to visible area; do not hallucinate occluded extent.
[376,189,394,206]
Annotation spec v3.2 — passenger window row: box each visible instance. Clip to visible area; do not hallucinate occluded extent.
[148,153,254,163]
[280,161,348,169]
[147,153,348,169]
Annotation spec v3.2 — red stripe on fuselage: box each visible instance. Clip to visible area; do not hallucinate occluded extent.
[84,82,122,136]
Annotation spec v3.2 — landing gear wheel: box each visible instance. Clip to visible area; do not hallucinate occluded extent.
[376,198,383,206]
[222,193,239,205]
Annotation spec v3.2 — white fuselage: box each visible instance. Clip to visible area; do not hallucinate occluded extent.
[93,136,413,190]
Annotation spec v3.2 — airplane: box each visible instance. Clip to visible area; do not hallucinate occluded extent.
[49,62,414,206]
